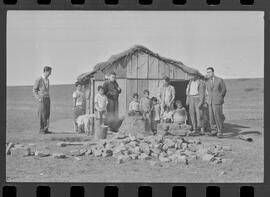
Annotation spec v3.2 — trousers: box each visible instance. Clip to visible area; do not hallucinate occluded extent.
[208,103,224,133]
[38,97,50,133]
[189,96,204,131]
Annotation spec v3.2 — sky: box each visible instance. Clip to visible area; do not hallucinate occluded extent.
[7,11,264,86]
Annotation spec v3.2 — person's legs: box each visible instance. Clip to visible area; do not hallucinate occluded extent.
[44,97,50,133]
[189,97,197,131]
[194,97,201,129]
[208,103,216,131]
[38,99,46,134]
[213,104,224,134]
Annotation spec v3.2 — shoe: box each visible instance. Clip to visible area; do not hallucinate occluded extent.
[45,130,53,134]
[217,133,223,138]
[208,130,217,136]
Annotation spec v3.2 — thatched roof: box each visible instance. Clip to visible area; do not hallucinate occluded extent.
[77,45,203,84]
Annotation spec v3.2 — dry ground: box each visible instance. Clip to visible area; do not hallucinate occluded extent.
[6,78,264,182]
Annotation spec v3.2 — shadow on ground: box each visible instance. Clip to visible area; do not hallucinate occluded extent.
[222,123,261,138]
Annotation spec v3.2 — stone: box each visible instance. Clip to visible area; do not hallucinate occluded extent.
[136,133,145,139]
[102,149,113,157]
[130,154,139,160]
[139,153,151,160]
[202,154,214,162]
[35,150,50,157]
[116,154,130,164]
[149,161,162,167]
[181,143,188,150]
[164,139,175,149]
[151,153,159,158]
[79,149,88,156]
[93,149,103,157]
[85,149,93,155]
[69,149,83,156]
[11,147,32,157]
[162,144,169,151]
[6,142,14,155]
[159,156,171,162]
[167,148,175,156]
[52,153,66,159]
[222,145,232,151]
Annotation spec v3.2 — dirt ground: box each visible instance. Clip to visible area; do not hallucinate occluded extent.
[6,78,264,182]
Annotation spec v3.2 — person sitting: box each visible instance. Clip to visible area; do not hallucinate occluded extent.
[128,93,140,116]
[173,100,187,125]
[150,97,161,134]
[162,105,174,123]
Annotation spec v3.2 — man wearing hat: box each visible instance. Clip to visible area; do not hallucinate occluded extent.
[33,66,52,134]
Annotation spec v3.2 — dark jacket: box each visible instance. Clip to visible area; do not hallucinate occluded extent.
[103,80,121,100]
[205,76,227,105]
[33,76,50,100]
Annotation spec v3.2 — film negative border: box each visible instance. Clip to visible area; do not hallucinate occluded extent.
[0,0,269,197]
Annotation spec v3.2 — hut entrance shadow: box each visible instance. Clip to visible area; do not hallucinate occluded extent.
[222,123,261,138]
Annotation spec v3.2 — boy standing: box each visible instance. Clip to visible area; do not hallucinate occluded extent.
[139,89,152,131]
[33,66,52,134]
[95,86,108,126]
[150,97,161,134]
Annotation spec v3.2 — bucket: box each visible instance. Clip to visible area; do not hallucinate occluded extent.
[95,125,108,140]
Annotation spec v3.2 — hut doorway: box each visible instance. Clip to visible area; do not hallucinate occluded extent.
[171,80,189,108]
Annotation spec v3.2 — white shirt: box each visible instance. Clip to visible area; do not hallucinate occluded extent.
[72,90,85,106]
[129,100,140,111]
[188,80,199,96]
[95,93,108,111]
[160,85,175,105]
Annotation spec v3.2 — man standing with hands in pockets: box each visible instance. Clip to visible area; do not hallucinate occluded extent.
[205,67,227,138]
[33,66,52,134]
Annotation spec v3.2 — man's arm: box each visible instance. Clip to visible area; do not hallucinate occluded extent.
[33,78,41,100]
[170,86,175,106]
[198,81,206,107]
[220,78,227,98]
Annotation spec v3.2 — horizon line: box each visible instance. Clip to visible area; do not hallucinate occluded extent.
[7,77,264,87]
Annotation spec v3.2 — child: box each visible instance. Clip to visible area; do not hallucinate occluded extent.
[150,97,161,134]
[128,93,140,116]
[72,82,86,133]
[173,100,187,125]
[139,89,152,131]
[162,105,174,123]
[94,85,108,126]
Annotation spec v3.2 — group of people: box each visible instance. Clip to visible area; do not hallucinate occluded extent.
[33,65,227,138]
[128,81,188,134]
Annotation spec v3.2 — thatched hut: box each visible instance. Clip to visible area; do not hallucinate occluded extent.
[77,45,203,118]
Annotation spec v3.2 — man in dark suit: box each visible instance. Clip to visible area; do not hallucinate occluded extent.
[205,67,227,137]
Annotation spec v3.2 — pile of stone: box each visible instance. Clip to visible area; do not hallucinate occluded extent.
[6,134,232,166]
[80,133,232,165]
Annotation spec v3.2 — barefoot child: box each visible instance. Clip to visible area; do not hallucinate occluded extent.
[72,82,86,132]
[94,86,108,126]
[150,97,161,134]
[139,89,152,131]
